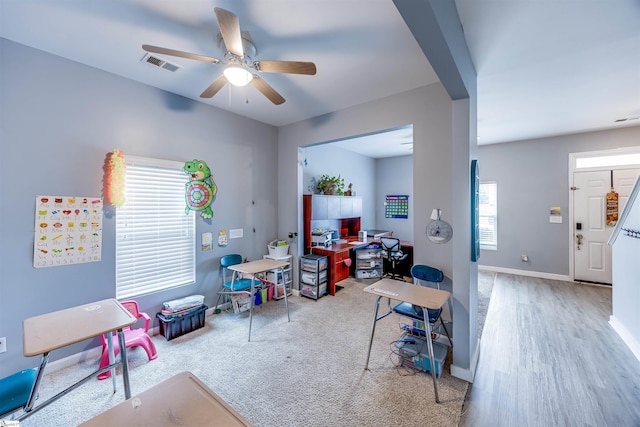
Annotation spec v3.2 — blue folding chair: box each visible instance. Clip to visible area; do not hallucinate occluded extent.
[0,368,38,419]
[392,264,453,346]
[214,254,254,312]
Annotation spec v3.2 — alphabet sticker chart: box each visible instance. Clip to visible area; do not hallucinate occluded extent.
[385,195,409,219]
[33,196,103,268]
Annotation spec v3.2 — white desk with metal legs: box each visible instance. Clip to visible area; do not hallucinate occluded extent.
[18,299,137,421]
[80,371,252,426]
[363,278,451,403]
[228,258,290,341]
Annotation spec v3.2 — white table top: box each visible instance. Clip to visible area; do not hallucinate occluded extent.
[364,278,451,310]
[228,259,288,275]
[80,371,252,426]
[23,299,136,356]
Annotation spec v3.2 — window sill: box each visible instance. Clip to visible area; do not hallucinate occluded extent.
[480,245,497,251]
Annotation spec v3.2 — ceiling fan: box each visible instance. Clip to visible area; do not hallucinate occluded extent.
[142,7,316,105]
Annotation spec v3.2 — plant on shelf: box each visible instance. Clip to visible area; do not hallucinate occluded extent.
[316,174,345,195]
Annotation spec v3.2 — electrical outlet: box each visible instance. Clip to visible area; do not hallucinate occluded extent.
[521,254,529,262]
[0,337,6,353]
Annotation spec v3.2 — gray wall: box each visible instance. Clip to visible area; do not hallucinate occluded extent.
[478,126,640,275]
[277,0,478,379]
[0,39,278,375]
[302,143,376,230]
[1,1,481,380]
[393,0,478,380]
[302,144,414,241]
[375,155,413,242]
[276,82,480,374]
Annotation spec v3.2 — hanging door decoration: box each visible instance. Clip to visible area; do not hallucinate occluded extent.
[34,195,103,268]
[606,170,618,227]
[184,159,217,220]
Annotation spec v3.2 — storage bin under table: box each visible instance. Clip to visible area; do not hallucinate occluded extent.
[156,305,208,341]
[262,254,293,299]
[395,335,448,377]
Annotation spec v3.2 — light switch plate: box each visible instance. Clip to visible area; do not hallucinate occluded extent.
[0,337,6,353]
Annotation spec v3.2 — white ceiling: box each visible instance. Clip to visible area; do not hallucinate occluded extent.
[328,125,414,159]
[456,0,640,145]
[1,0,639,157]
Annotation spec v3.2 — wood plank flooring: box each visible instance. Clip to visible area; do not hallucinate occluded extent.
[459,274,640,426]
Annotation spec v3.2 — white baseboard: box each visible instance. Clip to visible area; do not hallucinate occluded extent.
[207,292,297,316]
[45,325,172,375]
[46,305,219,375]
[450,338,480,383]
[479,265,571,282]
[609,315,640,363]
[43,347,102,375]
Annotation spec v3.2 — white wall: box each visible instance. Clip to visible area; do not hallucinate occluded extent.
[610,177,640,361]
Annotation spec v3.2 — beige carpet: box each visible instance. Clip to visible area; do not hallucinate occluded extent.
[19,277,482,426]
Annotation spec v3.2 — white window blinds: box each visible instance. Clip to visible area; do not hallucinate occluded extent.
[116,156,195,299]
[479,182,497,249]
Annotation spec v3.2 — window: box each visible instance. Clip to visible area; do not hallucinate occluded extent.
[575,152,640,169]
[479,182,497,250]
[116,156,195,299]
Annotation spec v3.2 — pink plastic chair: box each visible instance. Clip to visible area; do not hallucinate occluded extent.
[97,300,158,380]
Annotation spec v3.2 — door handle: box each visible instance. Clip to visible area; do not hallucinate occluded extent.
[576,233,584,250]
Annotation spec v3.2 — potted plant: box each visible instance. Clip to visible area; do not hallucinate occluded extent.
[316,174,345,195]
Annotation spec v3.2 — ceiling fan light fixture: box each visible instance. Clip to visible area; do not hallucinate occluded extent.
[224,64,253,87]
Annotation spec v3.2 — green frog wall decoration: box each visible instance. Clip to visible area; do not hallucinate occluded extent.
[184,159,217,219]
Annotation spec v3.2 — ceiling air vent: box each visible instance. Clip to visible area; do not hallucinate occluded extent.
[141,53,180,72]
[615,117,639,123]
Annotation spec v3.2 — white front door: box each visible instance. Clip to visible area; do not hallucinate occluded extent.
[573,168,640,284]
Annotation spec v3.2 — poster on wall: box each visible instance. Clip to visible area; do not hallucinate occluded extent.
[385,195,409,219]
[33,195,103,268]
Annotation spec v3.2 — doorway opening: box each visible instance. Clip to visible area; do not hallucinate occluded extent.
[298,125,414,244]
[569,147,640,284]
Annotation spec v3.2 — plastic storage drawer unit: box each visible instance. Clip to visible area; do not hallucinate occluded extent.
[300,254,328,300]
[157,305,208,341]
[301,255,328,272]
[301,269,327,285]
[301,283,327,299]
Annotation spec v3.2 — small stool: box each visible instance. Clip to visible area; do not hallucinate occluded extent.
[0,368,38,418]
